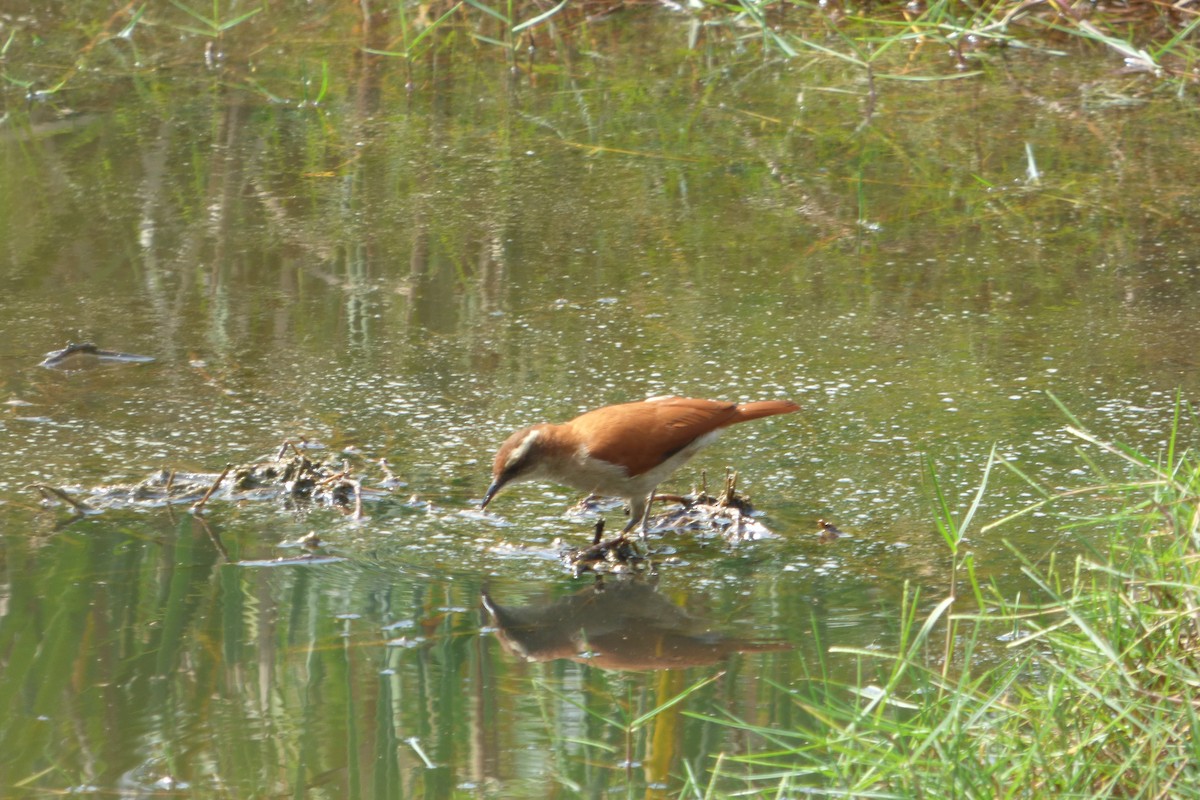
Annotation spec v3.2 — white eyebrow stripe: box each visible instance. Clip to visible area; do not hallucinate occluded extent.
[505,429,541,469]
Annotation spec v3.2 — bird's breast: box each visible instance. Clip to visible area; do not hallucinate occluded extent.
[559,429,723,498]
[555,444,637,496]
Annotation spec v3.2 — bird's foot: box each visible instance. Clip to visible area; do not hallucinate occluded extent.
[565,519,651,575]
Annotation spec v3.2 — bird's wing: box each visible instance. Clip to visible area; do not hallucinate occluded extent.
[572,397,740,477]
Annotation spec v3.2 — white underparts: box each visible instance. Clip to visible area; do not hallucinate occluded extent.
[557,429,724,500]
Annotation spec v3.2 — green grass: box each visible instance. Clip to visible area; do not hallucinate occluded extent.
[2,0,1196,104]
[682,394,1200,797]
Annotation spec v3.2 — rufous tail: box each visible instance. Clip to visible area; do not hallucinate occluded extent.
[728,400,801,424]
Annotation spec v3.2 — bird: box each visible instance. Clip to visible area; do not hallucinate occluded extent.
[481,396,800,537]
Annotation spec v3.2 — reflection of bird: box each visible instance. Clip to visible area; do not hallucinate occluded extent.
[481,396,800,535]
[481,581,790,671]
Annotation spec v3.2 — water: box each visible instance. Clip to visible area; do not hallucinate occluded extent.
[2,4,1198,796]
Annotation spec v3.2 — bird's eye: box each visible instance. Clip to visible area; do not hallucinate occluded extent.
[498,458,520,482]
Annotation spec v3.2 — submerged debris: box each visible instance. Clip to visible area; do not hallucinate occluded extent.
[378,459,407,489]
[817,518,845,543]
[38,342,156,369]
[28,483,93,515]
[646,469,777,541]
[29,441,392,519]
[235,554,346,567]
[296,531,323,549]
[564,493,626,519]
[562,470,780,546]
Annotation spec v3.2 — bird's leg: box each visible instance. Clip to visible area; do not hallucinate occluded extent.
[637,490,656,542]
[621,502,640,534]
[623,493,649,540]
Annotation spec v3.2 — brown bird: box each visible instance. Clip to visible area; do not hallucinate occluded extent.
[481,396,800,536]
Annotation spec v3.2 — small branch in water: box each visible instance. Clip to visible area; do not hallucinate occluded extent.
[38,342,155,368]
[316,470,349,487]
[276,439,307,460]
[352,480,364,521]
[191,464,232,514]
[717,468,739,507]
[406,737,436,769]
[28,483,91,515]
[378,458,406,488]
[192,513,231,561]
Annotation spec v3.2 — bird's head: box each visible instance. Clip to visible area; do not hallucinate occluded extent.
[481,424,548,510]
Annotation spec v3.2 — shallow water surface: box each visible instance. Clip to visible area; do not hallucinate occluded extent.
[1,5,1198,796]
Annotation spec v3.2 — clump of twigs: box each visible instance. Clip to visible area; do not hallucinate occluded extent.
[560,469,785,556]
[28,440,395,522]
[648,469,777,541]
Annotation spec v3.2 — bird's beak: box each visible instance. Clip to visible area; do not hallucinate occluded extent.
[481,479,502,510]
